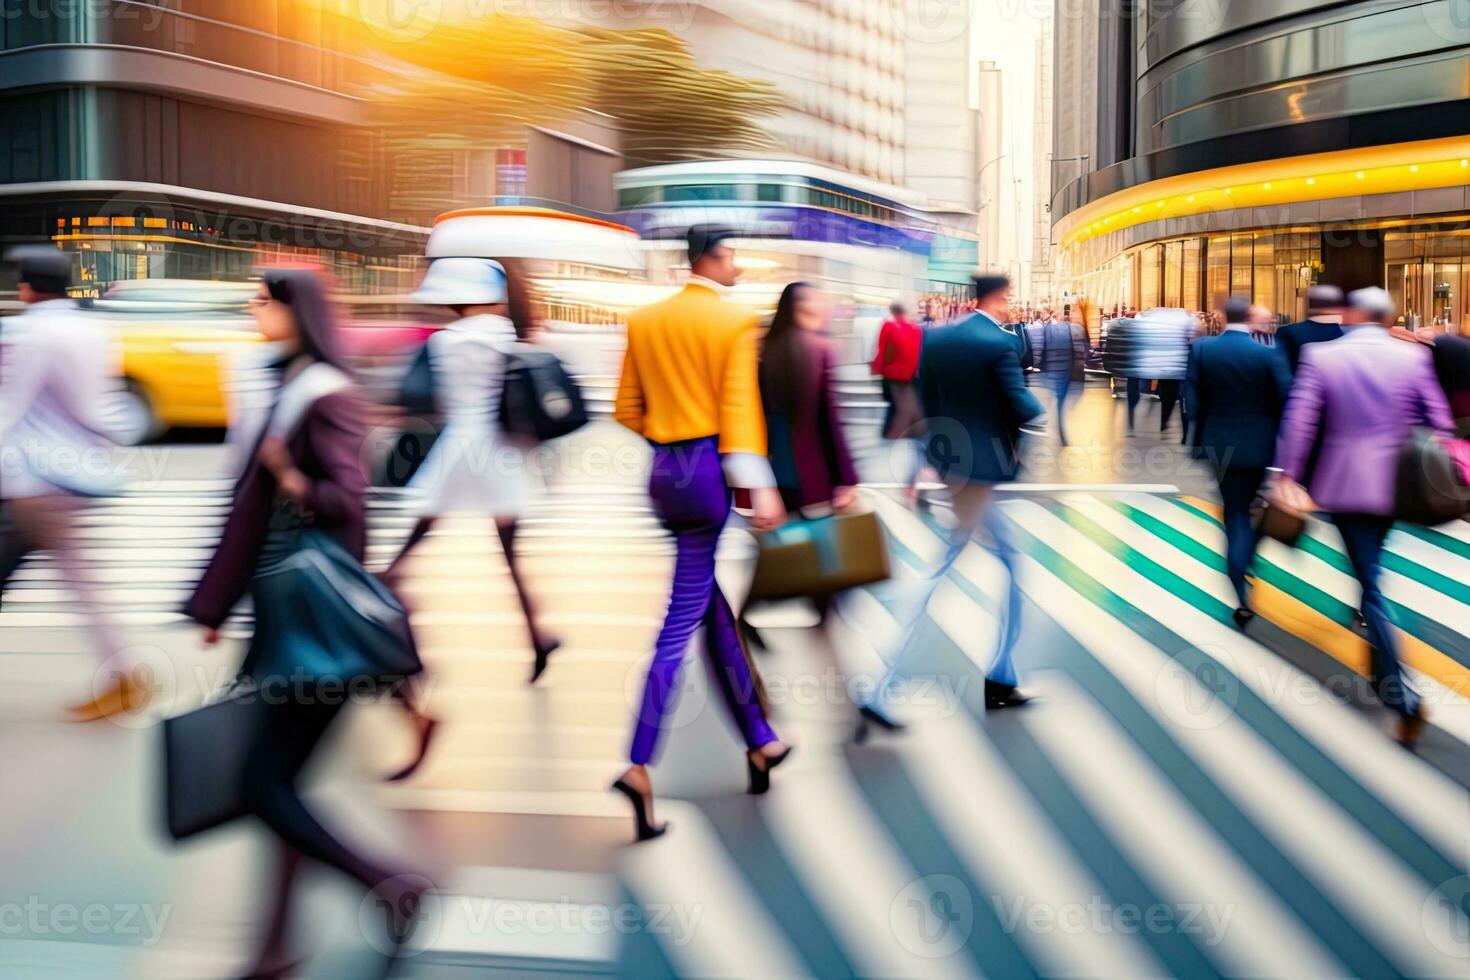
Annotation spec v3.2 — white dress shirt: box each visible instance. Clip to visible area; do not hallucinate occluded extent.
[0,299,121,498]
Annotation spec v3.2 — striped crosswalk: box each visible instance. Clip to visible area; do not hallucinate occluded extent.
[3,439,1469,974]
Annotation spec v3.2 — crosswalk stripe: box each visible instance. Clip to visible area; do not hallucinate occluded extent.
[1122,494,1470,694]
[617,802,809,978]
[759,759,979,978]
[1000,502,1465,975]
[1023,677,1347,977]
[898,714,1164,977]
[1053,497,1470,865]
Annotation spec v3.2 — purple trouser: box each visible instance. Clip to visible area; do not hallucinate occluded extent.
[629,438,778,766]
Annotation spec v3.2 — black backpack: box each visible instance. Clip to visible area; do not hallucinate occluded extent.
[500,348,588,442]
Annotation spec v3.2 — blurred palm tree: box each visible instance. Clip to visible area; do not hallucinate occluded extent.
[306,4,783,168]
[579,29,785,169]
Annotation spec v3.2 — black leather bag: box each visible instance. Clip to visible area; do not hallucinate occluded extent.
[500,348,588,443]
[162,683,268,841]
[398,344,437,416]
[1394,427,1470,526]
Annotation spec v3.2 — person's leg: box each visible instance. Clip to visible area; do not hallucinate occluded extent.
[245,844,305,976]
[382,516,436,582]
[868,486,981,716]
[13,495,125,665]
[1126,378,1141,431]
[1335,515,1418,717]
[964,487,1025,697]
[1219,468,1264,608]
[702,586,779,752]
[1052,374,1071,447]
[242,698,397,890]
[0,504,36,602]
[1158,381,1180,431]
[629,519,723,766]
[496,518,558,656]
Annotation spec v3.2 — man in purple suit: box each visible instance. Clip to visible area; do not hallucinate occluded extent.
[1272,287,1455,747]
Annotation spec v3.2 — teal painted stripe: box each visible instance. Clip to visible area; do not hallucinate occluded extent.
[1114,499,1357,626]
[1399,525,1470,562]
[1018,500,1467,899]
[1144,500,1470,669]
[997,509,1405,977]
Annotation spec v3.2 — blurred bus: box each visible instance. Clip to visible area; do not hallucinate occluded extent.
[613,160,980,361]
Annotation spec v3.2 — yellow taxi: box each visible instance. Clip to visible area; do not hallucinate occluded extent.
[93,281,263,445]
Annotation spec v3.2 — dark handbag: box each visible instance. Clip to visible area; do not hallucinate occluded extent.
[748,510,891,601]
[246,527,422,686]
[162,682,268,841]
[500,347,588,443]
[1257,502,1306,547]
[398,343,437,416]
[1394,427,1470,525]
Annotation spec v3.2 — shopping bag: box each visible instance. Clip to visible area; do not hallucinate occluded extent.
[1394,427,1470,526]
[161,683,268,841]
[748,510,890,601]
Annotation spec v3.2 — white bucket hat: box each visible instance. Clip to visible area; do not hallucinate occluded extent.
[412,257,508,306]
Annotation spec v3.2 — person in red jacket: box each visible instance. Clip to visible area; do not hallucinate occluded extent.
[871,301,927,498]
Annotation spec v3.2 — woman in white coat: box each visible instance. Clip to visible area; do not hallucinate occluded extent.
[384,257,560,687]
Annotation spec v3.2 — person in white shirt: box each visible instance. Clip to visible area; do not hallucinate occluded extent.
[0,246,140,721]
[382,257,560,676]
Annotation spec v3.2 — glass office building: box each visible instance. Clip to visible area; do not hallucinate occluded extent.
[1051,0,1470,330]
[0,1,438,295]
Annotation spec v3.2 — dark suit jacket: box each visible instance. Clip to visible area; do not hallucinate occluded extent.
[763,333,859,509]
[1276,318,1343,373]
[184,390,368,630]
[1186,330,1292,471]
[918,313,1043,484]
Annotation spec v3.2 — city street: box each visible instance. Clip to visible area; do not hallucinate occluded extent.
[1,389,1467,977]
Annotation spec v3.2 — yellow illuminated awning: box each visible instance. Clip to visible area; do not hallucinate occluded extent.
[1058,135,1470,247]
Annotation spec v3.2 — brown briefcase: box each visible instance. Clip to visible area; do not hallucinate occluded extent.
[749,510,891,601]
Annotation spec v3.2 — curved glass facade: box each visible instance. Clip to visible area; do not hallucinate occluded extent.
[1052,0,1470,332]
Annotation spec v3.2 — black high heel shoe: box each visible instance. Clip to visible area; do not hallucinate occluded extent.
[530,638,563,684]
[854,704,905,744]
[385,714,440,783]
[611,778,669,842]
[746,745,793,795]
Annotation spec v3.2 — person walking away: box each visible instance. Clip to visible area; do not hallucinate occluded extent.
[1413,326,1470,436]
[1277,285,1345,373]
[1186,296,1292,627]
[870,300,926,497]
[184,269,427,976]
[1105,309,1193,435]
[1037,308,1090,446]
[1248,305,1279,347]
[746,282,860,644]
[610,226,792,841]
[1271,287,1455,748]
[859,274,1044,736]
[382,257,561,683]
[0,246,142,722]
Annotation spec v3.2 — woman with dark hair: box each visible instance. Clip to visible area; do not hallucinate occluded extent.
[741,282,860,648]
[761,282,859,514]
[185,268,427,978]
[383,257,560,683]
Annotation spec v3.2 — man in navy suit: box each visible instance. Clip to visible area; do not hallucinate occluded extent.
[1186,295,1293,627]
[860,275,1043,735]
[1277,284,1344,373]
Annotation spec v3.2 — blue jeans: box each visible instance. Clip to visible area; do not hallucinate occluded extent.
[1334,513,1419,718]
[868,485,1021,716]
[1049,373,1073,446]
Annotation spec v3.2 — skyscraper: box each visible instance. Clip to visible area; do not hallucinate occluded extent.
[1052,0,1470,328]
